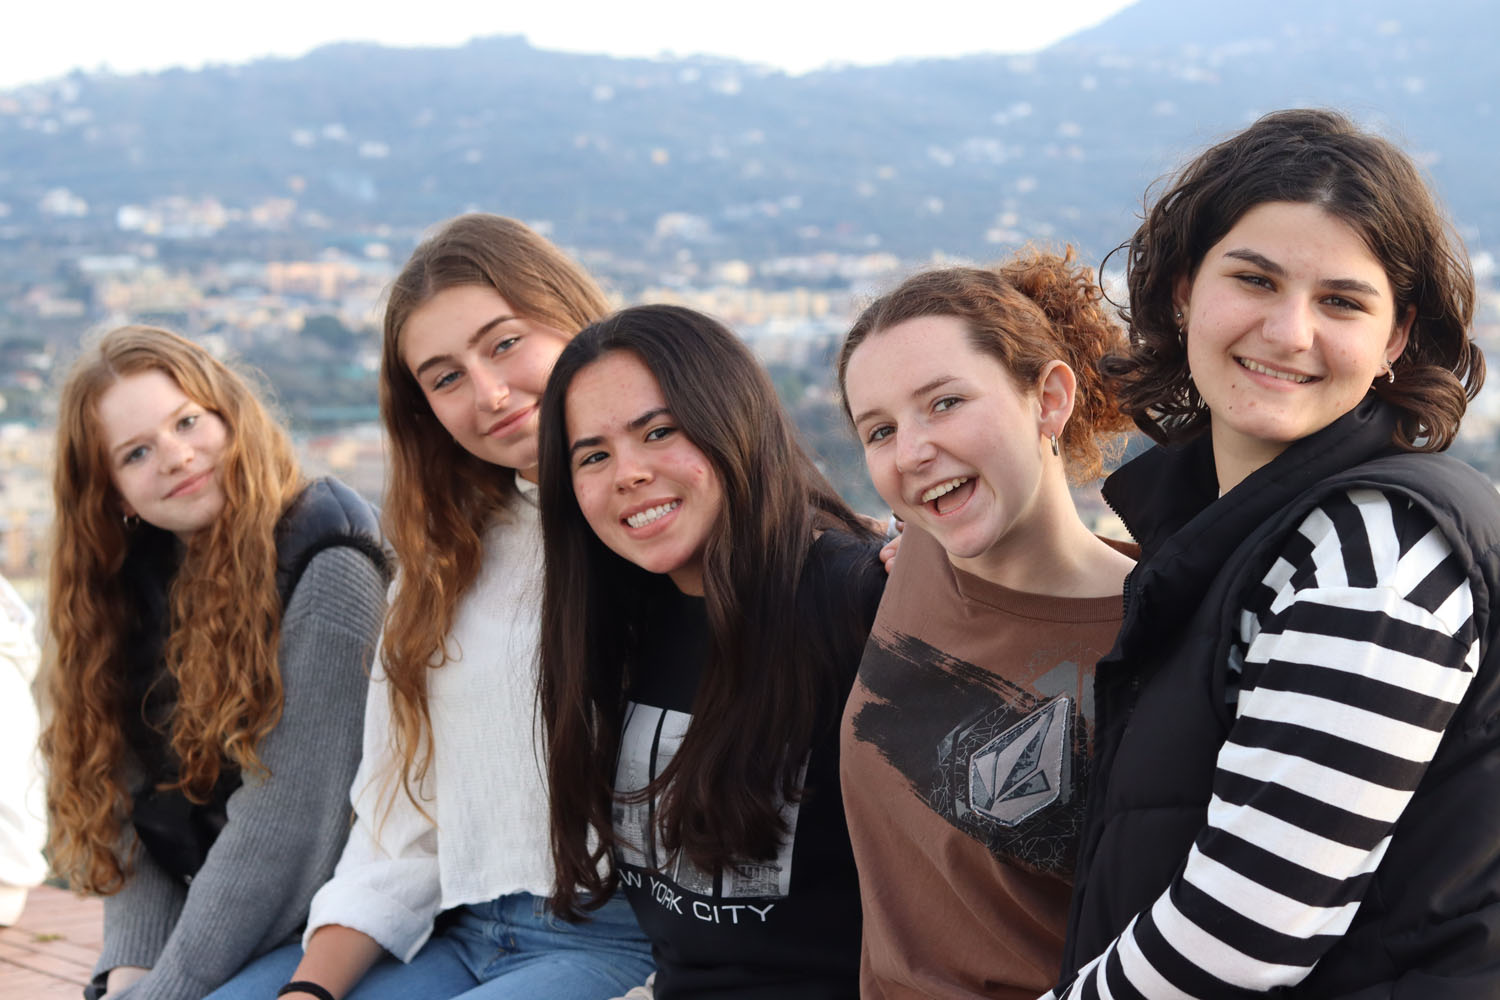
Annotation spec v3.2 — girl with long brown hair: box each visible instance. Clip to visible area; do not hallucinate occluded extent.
[43,325,388,1000]
[209,214,654,1000]
[538,304,886,998]
[835,250,1136,998]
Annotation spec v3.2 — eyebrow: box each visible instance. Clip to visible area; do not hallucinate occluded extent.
[850,375,958,427]
[1222,249,1382,297]
[411,315,515,379]
[569,407,673,457]
[110,401,192,459]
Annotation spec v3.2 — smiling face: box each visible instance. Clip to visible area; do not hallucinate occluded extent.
[401,284,572,479]
[845,314,1064,581]
[565,350,725,595]
[1181,201,1413,490]
[97,369,229,541]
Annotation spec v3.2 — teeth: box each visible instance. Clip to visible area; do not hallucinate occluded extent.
[626,501,680,528]
[1240,358,1314,383]
[921,477,970,503]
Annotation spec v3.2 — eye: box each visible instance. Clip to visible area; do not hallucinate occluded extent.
[430,369,461,392]
[1234,273,1274,290]
[492,335,521,357]
[1322,294,1365,313]
[864,424,893,445]
[177,413,199,432]
[933,396,963,414]
[644,424,678,443]
[576,450,608,468]
[122,445,148,465]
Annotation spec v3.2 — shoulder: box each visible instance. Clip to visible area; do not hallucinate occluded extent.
[801,527,886,629]
[276,478,390,601]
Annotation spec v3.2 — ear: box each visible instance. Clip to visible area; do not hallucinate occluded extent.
[1387,303,1415,363]
[1035,360,1077,444]
[1172,274,1193,322]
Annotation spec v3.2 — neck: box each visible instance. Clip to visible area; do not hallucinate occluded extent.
[951,477,1132,598]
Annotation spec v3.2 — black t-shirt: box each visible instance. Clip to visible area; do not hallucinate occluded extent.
[614,529,885,998]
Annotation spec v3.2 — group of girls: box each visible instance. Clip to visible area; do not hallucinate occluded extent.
[37,105,1500,1000]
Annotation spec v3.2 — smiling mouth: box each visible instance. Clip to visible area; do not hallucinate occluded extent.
[1238,358,1316,384]
[626,501,680,528]
[487,405,535,437]
[167,470,211,498]
[921,477,970,503]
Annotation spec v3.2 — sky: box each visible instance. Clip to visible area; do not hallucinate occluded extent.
[2,1,1137,89]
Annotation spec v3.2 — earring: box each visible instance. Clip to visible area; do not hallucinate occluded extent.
[1049,434,1059,457]
[123,513,140,529]
[1384,361,1396,384]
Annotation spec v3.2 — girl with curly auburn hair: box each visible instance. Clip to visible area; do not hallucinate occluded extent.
[211,214,654,1000]
[538,304,885,997]
[835,249,1136,997]
[1049,110,1500,998]
[42,325,388,1000]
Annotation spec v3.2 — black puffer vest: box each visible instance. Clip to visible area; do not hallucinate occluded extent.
[122,477,386,883]
[1060,398,1500,998]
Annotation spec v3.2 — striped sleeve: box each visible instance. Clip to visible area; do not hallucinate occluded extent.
[1046,488,1478,999]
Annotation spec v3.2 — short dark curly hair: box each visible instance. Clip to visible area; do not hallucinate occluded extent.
[1108,108,1481,451]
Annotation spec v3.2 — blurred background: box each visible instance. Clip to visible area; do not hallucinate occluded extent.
[2,0,1498,608]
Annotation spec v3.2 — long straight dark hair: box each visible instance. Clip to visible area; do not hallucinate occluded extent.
[537,304,873,917]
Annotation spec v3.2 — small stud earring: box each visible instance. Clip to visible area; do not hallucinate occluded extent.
[1049,434,1059,457]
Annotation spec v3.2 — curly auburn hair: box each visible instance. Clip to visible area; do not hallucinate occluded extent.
[838,247,1133,484]
[1109,107,1481,450]
[378,214,610,819]
[42,325,303,894]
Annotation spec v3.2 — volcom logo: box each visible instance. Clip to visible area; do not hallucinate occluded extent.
[968,696,1070,827]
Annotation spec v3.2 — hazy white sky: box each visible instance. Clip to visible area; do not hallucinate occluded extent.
[2,1,1136,88]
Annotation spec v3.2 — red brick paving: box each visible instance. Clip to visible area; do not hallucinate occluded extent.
[0,884,101,998]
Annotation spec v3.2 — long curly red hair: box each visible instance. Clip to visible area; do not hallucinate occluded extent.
[42,325,303,894]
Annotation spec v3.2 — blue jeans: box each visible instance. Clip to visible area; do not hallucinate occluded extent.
[206,892,653,999]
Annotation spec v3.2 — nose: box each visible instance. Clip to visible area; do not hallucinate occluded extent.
[162,434,193,472]
[613,444,653,492]
[471,365,510,411]
[894,426,937,474]
[1262,296,1316,351]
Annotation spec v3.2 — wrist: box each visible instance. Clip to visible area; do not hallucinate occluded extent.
[278,982,336,1000]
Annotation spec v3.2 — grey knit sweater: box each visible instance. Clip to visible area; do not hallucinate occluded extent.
[94,545,387,999]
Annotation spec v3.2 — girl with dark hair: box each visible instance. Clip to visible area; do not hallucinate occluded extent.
[538,304,886,998]
[208,214,653,1000]
[1047,109,1499,997]
[43,325,389,1000]
[836,249,1136,998]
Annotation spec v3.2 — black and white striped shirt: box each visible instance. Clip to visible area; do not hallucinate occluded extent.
[1047,488,1477,999]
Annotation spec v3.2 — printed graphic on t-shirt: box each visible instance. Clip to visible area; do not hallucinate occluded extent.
[615,701,802,907]
[848,630,1089,876]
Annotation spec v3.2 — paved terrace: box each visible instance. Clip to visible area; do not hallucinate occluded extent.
[1,885,102,997]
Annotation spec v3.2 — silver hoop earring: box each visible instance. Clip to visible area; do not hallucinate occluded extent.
[1385,362,1396,384]
[123,513,140,529]
[1049,434,1060,457]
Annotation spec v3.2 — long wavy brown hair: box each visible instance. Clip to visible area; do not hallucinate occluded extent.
[378,214,610,817]
[42,325,303,895]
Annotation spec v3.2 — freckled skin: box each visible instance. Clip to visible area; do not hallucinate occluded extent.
[566,351,725,595]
